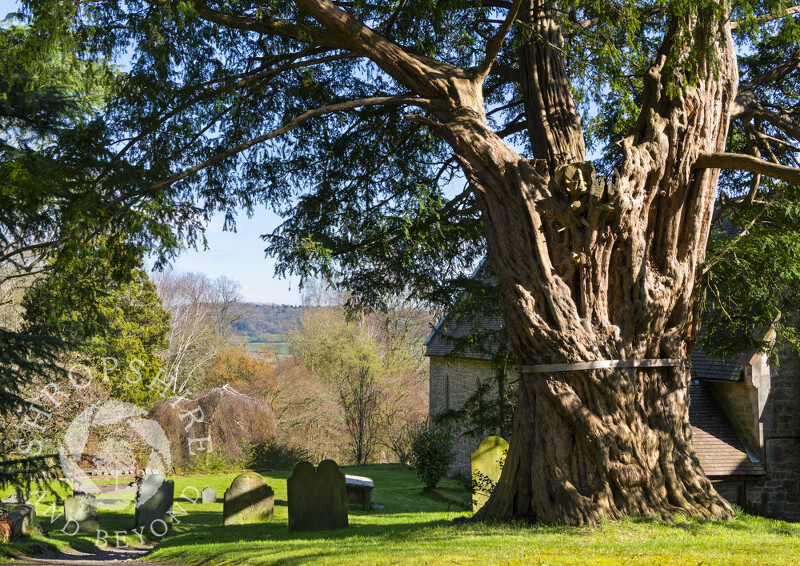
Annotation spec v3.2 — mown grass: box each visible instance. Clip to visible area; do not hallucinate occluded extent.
[4,465,800,565]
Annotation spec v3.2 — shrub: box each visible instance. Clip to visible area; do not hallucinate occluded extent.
[410,426,455,488]
[183,449,237,473]
[246,441,311,471]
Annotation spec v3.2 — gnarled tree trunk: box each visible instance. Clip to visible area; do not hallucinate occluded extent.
[462,6,739,524]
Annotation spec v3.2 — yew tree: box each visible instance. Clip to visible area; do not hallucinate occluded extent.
[17,0,800,524]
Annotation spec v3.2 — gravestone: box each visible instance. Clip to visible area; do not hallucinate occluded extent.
[471,436,509,512]
[64,494,99,532]
[344,475,374,510]
[222,472,274,525]
[288,460,348,531]
[202,487,217,504]
[133,474,174,535]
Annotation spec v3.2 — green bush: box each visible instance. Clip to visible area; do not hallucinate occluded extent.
[183,450,238,473]
[246,441,311,471]
[410,426,456,488]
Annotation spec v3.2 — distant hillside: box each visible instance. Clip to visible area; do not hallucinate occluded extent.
[230,303,303,339]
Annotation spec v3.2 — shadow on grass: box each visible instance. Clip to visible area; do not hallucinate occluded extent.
[155,516,456,549]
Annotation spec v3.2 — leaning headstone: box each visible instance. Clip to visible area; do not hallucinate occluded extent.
[288,460,348,531]
[202,487,217,504]
[344,475,374,510]
[64,494,99,533]
[222,472,274,525]
[471,435,509,512]
[133,474,174,535]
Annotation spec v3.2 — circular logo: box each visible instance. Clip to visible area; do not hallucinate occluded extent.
[59,399,172,509]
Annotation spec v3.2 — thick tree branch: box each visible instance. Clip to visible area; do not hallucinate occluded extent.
[740,48,800,90]
[519,0,585,166]
[292,0,474,105]
[473,0,523,81]
[695,152,800,183]
[186,1,348,49]
[730,5,800,30]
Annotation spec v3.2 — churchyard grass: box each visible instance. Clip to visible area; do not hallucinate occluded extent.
[3,464,800,565]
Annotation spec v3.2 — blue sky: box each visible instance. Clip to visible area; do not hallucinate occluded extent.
[166,209,302,305]
[2,1,303,305]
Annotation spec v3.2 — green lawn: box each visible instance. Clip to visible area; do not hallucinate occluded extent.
[3,465,800,565]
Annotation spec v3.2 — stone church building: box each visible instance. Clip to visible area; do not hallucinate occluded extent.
[426,318,800,521]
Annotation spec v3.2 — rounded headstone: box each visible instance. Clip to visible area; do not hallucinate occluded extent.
[223,472,274,525]
[134,474,175,535]
[288,460,348,531]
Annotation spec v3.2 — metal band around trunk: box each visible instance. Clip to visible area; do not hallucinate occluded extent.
[513,359,689,373]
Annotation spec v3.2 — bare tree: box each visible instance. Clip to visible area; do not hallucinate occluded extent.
[153,271,243,393]
[340,358,381,465]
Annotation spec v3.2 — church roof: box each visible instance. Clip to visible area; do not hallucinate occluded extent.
[689,381,765,477]
[424,313,504,360]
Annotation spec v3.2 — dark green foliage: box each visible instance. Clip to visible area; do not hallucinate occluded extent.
[23,258,171,406]
[410,426,456,489]
[247,441,312,472]
[6,0,798,356]
[0,19,182,420]
[701,185,800,362]
[0,454,61,503]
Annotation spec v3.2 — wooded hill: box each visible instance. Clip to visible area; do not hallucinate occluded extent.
[230,303,303,340]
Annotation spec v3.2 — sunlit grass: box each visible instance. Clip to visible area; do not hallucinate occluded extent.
[3,465,800,565]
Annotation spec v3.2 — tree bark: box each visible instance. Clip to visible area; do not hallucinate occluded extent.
[518,0,586,167]
[466,7,739,524]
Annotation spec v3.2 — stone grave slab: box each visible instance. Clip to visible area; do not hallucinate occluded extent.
[344,475,374,510]
[471,435,509,512]
[223,472,274,525]
[288,460,348,531]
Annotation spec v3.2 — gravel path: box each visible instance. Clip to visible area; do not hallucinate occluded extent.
[5,545,180,566]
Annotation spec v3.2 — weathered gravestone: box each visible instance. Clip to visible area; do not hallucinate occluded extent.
[344,475,374,510]
[288,460,348,532]
[202,487,217,504]
[134,474,174,535]
[471,436,509,512]
[64,494,99,533]
[222,472,274,525]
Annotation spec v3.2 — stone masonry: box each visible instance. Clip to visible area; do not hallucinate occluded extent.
[759,354,800,520]
[429,357,516,477]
